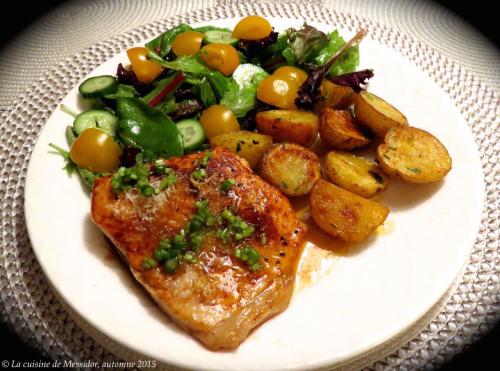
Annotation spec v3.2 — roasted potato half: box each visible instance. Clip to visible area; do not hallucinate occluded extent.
[314,80,355,112]
[258,143,321,196]
[310,179,389,242]
[210,130,273,168]
[376,126,452,183]
[256,110,319,147]
[324,151,390,198]
[354,91,408,137]
[319,108,370,150]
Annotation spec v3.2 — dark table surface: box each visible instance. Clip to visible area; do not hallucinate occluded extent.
[0,0,497,369]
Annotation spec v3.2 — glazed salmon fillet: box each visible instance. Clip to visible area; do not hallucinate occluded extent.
[91,146,306,350]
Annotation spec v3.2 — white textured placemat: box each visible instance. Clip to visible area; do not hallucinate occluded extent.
[0,0,498,369]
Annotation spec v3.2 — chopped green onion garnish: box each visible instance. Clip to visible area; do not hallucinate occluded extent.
[201,151,212,167]
[140,184,155,197]
[154,248,172,262]
[151,198,257,273]
[158,172,177,191]
[172,233,188,250]
[142,257,158,269]
[221,178,236,193]
[159,239,172,250]
[222,209,236,223]
[183,252,197,264]
[191,168,207,180]
[191,233,203,248]
[235,245,262,271]
[164,258,179,273]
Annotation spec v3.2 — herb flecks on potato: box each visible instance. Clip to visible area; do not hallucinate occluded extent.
[210,130,273,168]
[256,110,319,147]
[324,151,389,198]
[310,179,389,242]
[376,126,452,183]
[354,91,408,137]
[314,80,354,112]
[258,143,321,197]
[319,108,370,150]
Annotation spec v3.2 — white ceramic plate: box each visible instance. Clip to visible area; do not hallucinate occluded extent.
[25,18,484,370]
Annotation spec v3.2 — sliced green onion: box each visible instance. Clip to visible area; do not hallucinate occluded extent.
[183,252,197,264]
[159,239,172,250]
[142,257,158,269]
[234,245,262,271]
[158,172,177,191]
[154,248,172,262]
[201,151,212,167]
[191,168,207,180]
[221,178,236,193]
[164,258,179,273]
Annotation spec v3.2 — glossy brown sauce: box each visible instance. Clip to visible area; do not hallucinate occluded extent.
[103,189,389,288]
[104,251,116,262]
[290,197,348,290]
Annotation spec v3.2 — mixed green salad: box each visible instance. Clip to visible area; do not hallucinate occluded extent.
[50,15,371,191]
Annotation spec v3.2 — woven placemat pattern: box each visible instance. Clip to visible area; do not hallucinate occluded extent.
[0,1,498,369]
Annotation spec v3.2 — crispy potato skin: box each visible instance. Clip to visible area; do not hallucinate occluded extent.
[256,110,319,147]
[310,179,389,242]
[354,91,408,138]
[324,151,389,198]
[210,130,273,168]
[258,143,321,197]
[319,108,370,150]
[376,126,452,183]
[314,80,355,112]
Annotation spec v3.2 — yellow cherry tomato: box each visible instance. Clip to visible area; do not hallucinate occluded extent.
[70,128,122,173]
[200,105,240,138]
[200,44,240,76]
[273,66,308,85]
[171,31,204,56]
[232,15,272,40]
[127,47,163,84]
[257,75,299,109]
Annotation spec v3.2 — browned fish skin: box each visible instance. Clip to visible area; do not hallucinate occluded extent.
[91,146,307,350]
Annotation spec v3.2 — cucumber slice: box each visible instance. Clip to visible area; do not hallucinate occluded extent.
[203,30,238,45]
[73,110,118,136]
[176,119,205,151]
[79,75,118,98]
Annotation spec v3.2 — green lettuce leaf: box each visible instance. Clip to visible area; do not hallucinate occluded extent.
[146,24,193,57]
[220,64,268,117]
[193,25,231,33]
[160,55,211,75]
[314,30,359,76]
[285,24,328,65]
[117,97,183,157]
[206,71,230,99]
[281,46,297,65]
